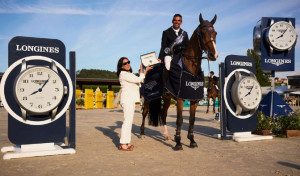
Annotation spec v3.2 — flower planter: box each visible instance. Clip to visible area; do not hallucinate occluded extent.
[283,130,300,137]
[252,130,271,136]
[76,104,84,109]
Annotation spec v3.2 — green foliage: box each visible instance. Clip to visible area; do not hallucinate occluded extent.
[256,110,300,137]
[247,49,270,86]
[256,111,275,130]
[80,85,120,93]
[76,98,84,106]
[76,69,118,79]
[277,110,300,130]
[170,98,176,105]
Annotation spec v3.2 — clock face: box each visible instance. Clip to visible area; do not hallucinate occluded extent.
[14,66,64,114]
[237,77,262,110]
[267,21,297,51]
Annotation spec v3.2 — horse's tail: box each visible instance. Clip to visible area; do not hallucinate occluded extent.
[148,97,163,127]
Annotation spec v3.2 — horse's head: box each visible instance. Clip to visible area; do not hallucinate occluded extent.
[208,77,214,86]
[197,13,218,61]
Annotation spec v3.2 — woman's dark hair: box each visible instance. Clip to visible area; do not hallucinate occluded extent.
[117,57,132,77]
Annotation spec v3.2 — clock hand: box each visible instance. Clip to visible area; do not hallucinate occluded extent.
[29,90,39,96]
[244,92,250,97]
[40,75,50,90]
[276,28,288,39]
[282,28,288,35]
[276,34,283,39]
[244,83,254,97]
[249,83,254,93]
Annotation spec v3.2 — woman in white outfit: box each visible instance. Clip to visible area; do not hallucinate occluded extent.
[117,57,152,151]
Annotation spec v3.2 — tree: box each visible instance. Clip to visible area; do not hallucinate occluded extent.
[247,49,270,86]
[76,69,118,79]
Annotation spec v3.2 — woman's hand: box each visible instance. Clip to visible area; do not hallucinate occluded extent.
[144,65,153,75]
[139,63,144,74]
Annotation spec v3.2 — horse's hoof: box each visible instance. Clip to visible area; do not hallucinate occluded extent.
[174,144,183,151]
[190,142,198,148]
[140,135,145,139]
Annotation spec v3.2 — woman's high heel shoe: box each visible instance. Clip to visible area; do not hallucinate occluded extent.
[119,144,133,151]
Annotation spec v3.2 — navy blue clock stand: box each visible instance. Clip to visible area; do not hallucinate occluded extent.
[216,55,272,142]
[0,36,76,159]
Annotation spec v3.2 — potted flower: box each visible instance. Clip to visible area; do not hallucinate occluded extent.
[277,110,300,137]
[76,98,84,109]
[254,111,274,135]
[170,98,176,108]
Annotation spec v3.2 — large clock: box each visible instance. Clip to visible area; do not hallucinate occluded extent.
[266,20,298,53]
[13,59,67,120]
[231,71,262,116]
[0,55,73,125]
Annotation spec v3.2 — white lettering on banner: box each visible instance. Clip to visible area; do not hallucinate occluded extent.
[230,61,252,67]
[277,105,286,108]
[16,45,59,53]
[145,80,157,90]
[185,81,204,90]
[264,58,291,66]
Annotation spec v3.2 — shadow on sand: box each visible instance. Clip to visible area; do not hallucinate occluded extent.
[278,161,300,170]
[95,121,174,149]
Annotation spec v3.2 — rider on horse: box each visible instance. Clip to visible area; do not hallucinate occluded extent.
[158,14,189,85]
[208,71,219,92]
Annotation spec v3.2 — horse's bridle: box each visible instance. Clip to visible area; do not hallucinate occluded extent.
[183,24,216,60]
[197,25,216,52]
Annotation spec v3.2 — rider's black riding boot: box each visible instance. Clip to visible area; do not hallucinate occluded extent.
[162,68,169,88]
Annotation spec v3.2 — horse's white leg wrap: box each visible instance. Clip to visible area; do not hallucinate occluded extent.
[164,56,172,70]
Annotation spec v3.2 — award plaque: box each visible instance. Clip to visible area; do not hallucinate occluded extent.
[140,52,158,67]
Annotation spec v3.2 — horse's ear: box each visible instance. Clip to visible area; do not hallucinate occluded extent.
[210,14,217,25]
[199,13,204,24]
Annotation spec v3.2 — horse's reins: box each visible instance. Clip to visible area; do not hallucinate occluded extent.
[182,25,214,76]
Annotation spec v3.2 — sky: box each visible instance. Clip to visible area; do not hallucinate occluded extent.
[0,0,299,78]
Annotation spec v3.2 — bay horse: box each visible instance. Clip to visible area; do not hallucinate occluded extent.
[140,13,218,150]
[206,77,220,113]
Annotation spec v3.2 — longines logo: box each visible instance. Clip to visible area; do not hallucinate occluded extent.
[230,61,252,67]
[16,44,59,53]
[276,105,286,108]
[264,58,291,66]
[145,80,157,90]
[186,81,204,90]
[31,80,47,86]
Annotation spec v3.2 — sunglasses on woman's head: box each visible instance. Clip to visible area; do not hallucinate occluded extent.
[123,61,130,65]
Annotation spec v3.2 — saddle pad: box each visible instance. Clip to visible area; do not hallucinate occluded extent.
[140,64,164,101]
[166,54,204,101]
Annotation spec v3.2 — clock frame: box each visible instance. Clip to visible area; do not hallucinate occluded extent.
[231,72,262,116]
[266,20,298,54]
[13,60,67,120]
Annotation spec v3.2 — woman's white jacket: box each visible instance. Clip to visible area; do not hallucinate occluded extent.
[119,71,145,104]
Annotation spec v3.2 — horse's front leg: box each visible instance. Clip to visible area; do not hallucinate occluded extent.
[218,95,220,113]
[188,101,198,148]
[140,101,150,138]
[174,99,184,150]
[213,97,216,114]
[161,95,171,140]
[206,97,210,113]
